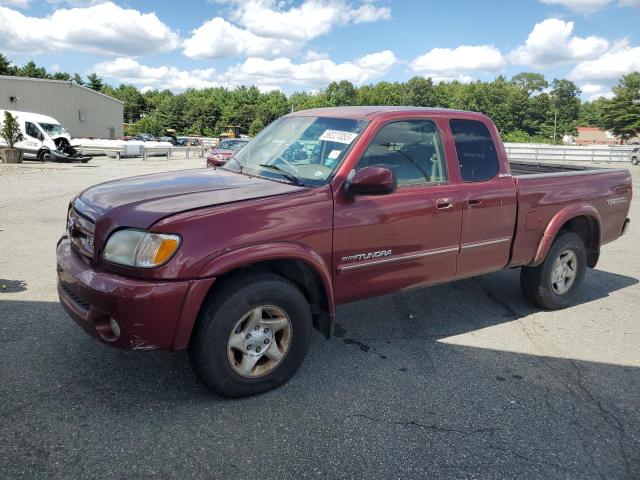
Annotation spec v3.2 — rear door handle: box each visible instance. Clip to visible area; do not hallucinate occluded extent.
[468,197,482,206]
[436,198,454,210]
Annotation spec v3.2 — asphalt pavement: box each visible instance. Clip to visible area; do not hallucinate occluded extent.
[1,157,639,479]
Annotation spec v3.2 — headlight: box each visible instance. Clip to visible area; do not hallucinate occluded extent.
[103,229,181,268]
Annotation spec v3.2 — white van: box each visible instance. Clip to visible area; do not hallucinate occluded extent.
[0,110,87,162]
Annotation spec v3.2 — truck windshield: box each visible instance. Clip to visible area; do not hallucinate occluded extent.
[224,116,368,186]
[38,123,67,137]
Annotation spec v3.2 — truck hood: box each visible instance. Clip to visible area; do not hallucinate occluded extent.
[75,168,305,237]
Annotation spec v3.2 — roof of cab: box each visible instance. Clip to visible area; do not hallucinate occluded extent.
[286,106,486,120]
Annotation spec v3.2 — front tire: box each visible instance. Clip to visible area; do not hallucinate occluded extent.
[189,274,312,398]
[38,150,51,162]
[632,156,638,166]
[521,231,587,310]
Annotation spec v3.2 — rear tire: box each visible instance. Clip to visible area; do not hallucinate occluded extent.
[521,231,587,310]
[189,274,312,398]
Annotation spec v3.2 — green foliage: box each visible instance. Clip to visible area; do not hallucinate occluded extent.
[510,72,548,97]
[86,73,104,91]
[1,111,25,148]
[16,61,49,79]
[502,130,553,144]
[550,79,581,139]
[602,72,640,141]
[578,98,607,128]
[0,53,15,76]
[72,73,85,85]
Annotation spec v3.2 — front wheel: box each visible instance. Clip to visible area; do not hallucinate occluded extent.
[189,274,312,398]
[521,231,587,309]
[38,150,51,162]
[632,156,638,166]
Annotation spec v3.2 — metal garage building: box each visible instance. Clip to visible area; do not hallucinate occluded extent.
[0,75,123,139]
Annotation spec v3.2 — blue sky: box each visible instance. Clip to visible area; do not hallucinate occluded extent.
[1,0,639,99]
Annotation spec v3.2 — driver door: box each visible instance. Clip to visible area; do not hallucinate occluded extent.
[332,119,462,304]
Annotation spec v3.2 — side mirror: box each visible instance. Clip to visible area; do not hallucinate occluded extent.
[348,166,397,195]
[37,132,44,141]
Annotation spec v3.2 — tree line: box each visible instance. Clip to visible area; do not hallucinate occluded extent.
[1,54,638,142]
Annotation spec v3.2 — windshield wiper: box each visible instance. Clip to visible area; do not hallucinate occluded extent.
[258,163,305,186]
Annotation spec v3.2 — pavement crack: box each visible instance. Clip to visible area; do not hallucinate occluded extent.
[348,413,495,437]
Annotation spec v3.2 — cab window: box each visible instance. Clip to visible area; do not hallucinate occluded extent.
[25,122,41,139]
[355,120,447,187]
[450,119,500,182]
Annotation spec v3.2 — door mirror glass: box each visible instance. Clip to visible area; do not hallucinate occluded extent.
[348,166,397,195]
[37,131,44,141]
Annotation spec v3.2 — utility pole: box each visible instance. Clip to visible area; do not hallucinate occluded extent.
[553,110,557,143]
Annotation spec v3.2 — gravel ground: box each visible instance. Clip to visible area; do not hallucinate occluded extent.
[1,156,639,479]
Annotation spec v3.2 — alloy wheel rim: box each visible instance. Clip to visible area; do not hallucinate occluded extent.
[551,249,578,295]
[227,305,292,378]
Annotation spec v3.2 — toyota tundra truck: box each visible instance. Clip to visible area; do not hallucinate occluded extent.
[57,107,632,397]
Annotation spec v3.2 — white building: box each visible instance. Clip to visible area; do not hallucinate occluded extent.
[0,75,123,139]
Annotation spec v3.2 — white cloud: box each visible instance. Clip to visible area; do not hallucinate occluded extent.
[0,0,28,7]
[182,17,300,59]
[409,45,505,81]
[184,1,391,59]
[539,0,640,11]
[569,40,640,83]
[230,0,391,41]
[94,58,221,91]
[509,18,609,68]
[223,50,398,88]
[94,50,397,92]
[0,2,179,56]
[580,83,614,100]
[303,50,331,61]
[539,0,611,12]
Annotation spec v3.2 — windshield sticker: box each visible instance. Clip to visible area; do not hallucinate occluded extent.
[328,149,342,159]
[319,130,358,145]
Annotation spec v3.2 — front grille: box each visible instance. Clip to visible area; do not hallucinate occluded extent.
[67,208,95,259]
[60,281,90,311]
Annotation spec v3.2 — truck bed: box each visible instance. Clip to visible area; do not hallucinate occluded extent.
[508,161,631,268]
[509,161,618,177]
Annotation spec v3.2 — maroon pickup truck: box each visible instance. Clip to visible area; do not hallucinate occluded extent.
[57,107,632,397]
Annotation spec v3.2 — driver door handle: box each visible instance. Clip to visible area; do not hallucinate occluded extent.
[436,198,454,210]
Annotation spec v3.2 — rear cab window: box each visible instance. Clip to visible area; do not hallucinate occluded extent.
[450,119,500,182]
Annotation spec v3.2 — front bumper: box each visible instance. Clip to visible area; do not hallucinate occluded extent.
[56,237,214,350]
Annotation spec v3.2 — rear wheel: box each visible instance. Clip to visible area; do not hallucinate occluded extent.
[189,274,312,398]
[521,231,587,309]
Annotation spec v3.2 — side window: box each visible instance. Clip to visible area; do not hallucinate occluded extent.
[25,122,40,139]
[356,120,447,187]
[450,119,500,182]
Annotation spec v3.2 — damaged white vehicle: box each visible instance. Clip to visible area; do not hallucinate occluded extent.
[0,110,90,163]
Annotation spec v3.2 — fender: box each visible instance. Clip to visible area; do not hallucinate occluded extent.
[531,203,602,266]
[201,241,335,323]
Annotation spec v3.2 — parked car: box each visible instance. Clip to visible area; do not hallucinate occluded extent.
[57,107,631,398]
[631,147,639,165]
[131,133,157,142]
[159,135,177,145]
[206,138,249,166]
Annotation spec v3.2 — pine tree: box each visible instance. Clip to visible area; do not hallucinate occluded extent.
[603,72,640,142]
